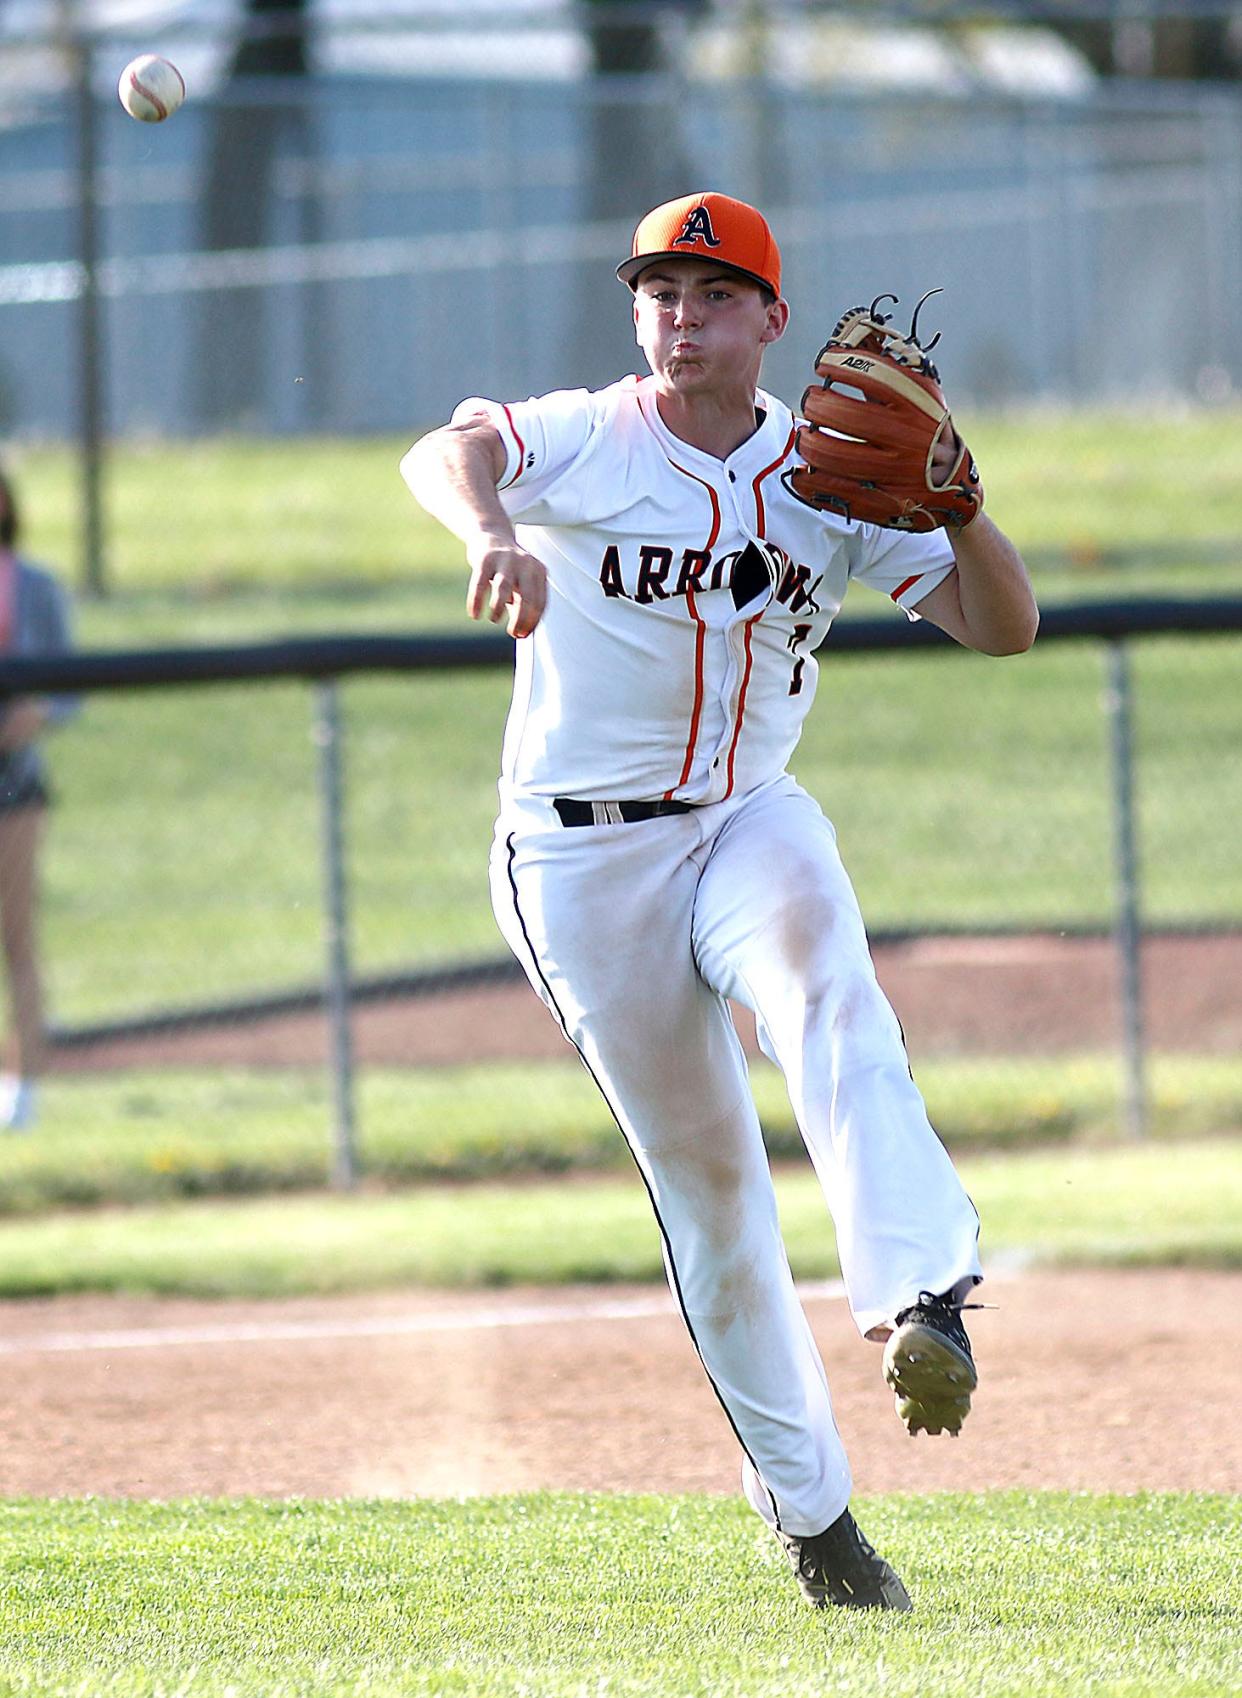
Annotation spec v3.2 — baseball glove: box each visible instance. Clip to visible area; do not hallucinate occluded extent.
[785,291,984,532]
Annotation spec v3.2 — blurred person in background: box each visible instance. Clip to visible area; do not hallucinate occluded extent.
[0,468,79,1131]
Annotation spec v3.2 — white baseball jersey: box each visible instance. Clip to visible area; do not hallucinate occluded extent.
[453,374,955,806]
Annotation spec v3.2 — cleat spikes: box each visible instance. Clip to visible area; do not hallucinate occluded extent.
[882,1289,980,1437]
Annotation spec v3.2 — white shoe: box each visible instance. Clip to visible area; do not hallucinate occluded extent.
[0,1076,36,1131]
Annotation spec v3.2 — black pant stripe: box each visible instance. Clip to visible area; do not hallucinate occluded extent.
[503,832,783,1532]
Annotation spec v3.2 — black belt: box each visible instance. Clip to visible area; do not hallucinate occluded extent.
[554,797,696,827]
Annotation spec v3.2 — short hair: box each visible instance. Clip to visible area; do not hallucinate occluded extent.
[0,469,16,550]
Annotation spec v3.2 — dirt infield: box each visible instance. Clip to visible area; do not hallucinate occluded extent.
[2,1266,1238,1500]
[51,931,1242,1072]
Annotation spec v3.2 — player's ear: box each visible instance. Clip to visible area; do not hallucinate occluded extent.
[761,298,790,345]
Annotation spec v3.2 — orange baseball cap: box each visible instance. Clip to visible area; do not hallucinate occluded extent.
[617,191,782,298]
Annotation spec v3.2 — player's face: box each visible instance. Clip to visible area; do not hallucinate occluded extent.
[632,260,787,397]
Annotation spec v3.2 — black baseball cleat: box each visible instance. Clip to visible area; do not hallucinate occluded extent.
[883,1288,979,1437]
[776,1509,913,1611]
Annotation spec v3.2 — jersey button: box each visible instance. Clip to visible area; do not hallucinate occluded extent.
[727,471,737,482]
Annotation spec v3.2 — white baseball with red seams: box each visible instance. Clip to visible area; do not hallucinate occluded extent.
[430,368,985,1540]
[117,55,185,124]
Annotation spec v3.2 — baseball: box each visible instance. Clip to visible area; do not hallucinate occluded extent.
[117,55,186,123]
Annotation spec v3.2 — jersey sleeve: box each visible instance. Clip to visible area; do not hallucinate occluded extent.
[450,388,597,523]
[847,524,957,619]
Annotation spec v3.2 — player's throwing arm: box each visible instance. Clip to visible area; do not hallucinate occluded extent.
[400,419,547,638]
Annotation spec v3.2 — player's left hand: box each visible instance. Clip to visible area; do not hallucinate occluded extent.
[930,424,963,484]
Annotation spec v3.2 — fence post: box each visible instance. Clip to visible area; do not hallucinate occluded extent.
[69,25,107,598]
[313,679,357,1188]
[1104,638,1147,1140]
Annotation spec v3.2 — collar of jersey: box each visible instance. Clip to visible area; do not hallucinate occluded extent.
[635,377,790,479]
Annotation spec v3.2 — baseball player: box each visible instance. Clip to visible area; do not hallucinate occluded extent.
[401,192,1038,1612]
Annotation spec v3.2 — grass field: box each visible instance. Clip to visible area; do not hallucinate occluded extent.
[0,1138,1236,1298]
[0,1492,1235,1697]
[5,1057,1242,1215]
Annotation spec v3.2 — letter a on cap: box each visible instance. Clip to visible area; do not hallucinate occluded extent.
[673,205,721,250]
[618,193,782,296]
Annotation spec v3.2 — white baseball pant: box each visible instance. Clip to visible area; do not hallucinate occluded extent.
[491,773,982,1537]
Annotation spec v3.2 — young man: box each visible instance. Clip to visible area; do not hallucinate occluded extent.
[401,192,1038,1612]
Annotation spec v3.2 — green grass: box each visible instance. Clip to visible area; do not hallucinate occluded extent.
[967,406,1242,564]
[0,1493,1235,1697]
[19,436,435,594]
[44,671,512,1019]
[8,1055,1242,1215]
[0,1138,1236,1298]
[795,635,1242,926]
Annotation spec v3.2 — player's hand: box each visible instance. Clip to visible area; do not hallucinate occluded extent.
[466,537,548,638]
[930,421,963,486]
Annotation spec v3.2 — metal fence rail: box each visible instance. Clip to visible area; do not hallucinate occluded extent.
[5,596,1239,696]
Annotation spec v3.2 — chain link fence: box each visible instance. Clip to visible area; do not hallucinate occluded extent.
[0,4,1239,1201]
[0,609,1228,1209]
[3,19,1241,441]
[1,12,1239,605]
